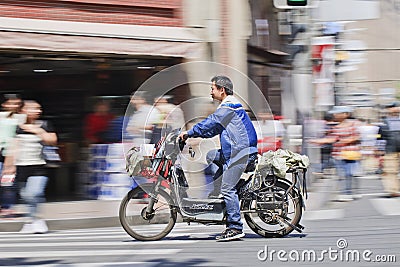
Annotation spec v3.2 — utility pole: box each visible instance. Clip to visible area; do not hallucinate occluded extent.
[274,1,315,122]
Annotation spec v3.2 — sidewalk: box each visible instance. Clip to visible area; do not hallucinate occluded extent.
[0,200,122,232]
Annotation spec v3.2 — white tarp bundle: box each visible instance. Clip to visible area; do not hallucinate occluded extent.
[256,149,310,178]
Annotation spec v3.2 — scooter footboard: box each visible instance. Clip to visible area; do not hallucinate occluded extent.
[180,198,225,221]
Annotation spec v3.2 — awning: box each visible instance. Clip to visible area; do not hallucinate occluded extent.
[0,17,203,59]
[0,31,202,59]
[248,44,288,65]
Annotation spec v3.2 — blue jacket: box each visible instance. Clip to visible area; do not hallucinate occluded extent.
[187,96,258,163]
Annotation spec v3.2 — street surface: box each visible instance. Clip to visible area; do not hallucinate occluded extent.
[0,176,399,267]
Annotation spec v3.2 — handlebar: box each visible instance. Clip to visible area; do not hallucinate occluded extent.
[177,134,195,158]
[178,138,186,151]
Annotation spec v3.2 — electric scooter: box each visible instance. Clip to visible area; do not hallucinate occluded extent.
[120,129,307,241]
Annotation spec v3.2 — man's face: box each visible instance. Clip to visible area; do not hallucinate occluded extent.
[210,82,224,101]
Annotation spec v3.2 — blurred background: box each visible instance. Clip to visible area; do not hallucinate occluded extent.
[0,0,398,202]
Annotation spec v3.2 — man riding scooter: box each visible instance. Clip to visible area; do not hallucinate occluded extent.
[178,75,258,242]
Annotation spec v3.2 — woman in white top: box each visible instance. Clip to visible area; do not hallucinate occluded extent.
[3,100,57,233]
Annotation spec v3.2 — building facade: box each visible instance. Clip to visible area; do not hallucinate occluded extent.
[0,0,204,199]
[340,0,400,110]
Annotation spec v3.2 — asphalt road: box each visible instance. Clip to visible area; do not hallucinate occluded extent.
[0,195,399,267]
[0,176,399,267]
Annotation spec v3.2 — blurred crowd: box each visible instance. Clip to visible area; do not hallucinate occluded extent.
[2,89,400,231]
[307,103,400,201]
[83,92,185,147]
[0,92,186,224]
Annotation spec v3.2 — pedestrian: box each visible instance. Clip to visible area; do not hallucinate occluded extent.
[311,106,361,201]
[126,91,161,146]
[178,75,258,241]
[2,100,58,233]
[379,102,400,197]
[155,95,185,130]
[84,100,114,144]
[150,95,186,144]
[0,93,25,218]
[103,101,128,143]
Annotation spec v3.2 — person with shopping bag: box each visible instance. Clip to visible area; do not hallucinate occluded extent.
[310,106,361,201]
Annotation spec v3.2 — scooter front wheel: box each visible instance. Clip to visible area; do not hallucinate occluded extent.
[119,183,177,241]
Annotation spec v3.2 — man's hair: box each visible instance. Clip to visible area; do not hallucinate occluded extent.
[211,75,233,95]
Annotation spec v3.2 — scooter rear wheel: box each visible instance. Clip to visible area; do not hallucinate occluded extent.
[243,180,302,238]
[119,183,177,241]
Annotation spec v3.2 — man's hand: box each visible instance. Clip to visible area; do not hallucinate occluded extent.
[177,131,188,151]
[177,131,188,142]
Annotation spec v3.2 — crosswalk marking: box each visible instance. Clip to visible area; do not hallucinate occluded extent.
[370,198,400,216]
[0,225,209,266]
[0,229,216,242]
[0,223,220,243]
[0,234,207,242]
[2,240,198,247]
[0,249,181,258]
[17,263,158,267]
[303,209,345,220]
[0,229,126,237]
[0,234,130,242]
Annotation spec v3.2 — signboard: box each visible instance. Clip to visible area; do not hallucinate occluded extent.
[315,0,380,21]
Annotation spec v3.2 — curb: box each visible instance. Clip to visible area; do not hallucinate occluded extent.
[0,216,121,232]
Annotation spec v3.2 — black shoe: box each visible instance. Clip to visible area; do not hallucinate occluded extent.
[215,228,244,242]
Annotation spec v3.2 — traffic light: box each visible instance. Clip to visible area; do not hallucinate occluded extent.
[287,0,307,6]
[274,0,311,9]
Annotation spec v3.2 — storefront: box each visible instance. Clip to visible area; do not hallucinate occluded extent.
[0,17,202,200]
